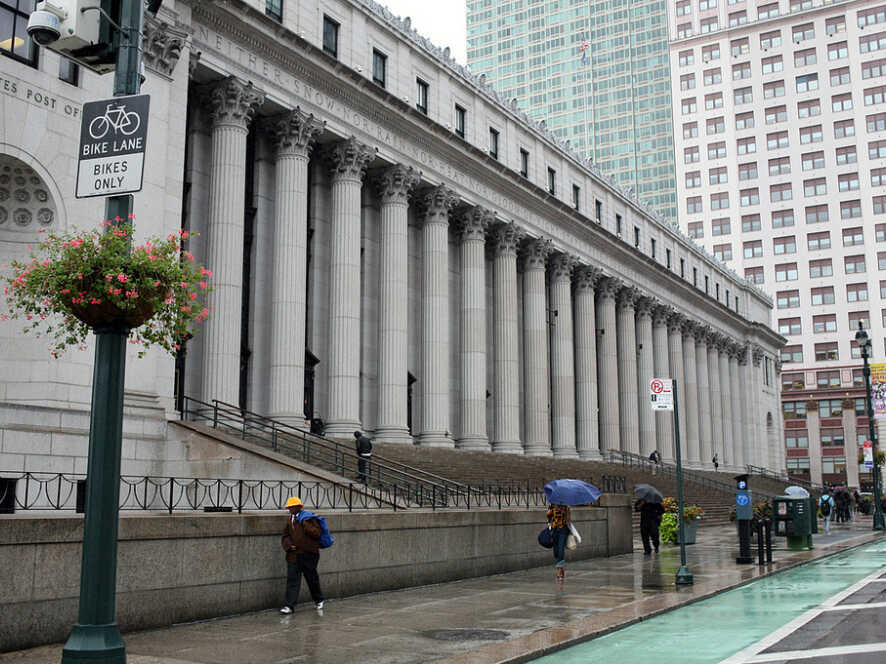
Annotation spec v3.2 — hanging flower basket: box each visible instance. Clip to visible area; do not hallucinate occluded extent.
[2,217,212,357]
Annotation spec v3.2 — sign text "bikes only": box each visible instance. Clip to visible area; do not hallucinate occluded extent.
[76,95,150,199]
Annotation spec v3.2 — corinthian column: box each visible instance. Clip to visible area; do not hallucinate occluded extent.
[730,345,744,469]
[323,138,376,437]
[575,266,602,460]
[696,326,713,468]
[635,297,656,457]
[491,223,523,453]
[374,164,421,444]
[522,237,553,456]
[682,321,701,467]
[416,185,458,447]
[652,305,672,459]
[666,312,686,463]
[456,206,493,450]
[200,78,265,406]
[719,342,733,468]
[708,335,724,470]
[596,277,621,454]
[265,109,324,424]
[617,286,641,454]
[549,253,577,458]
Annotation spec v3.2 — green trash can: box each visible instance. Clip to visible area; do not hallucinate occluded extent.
[773,495,813,550]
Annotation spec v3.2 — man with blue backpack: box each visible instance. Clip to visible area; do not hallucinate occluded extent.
[280,496,333,614]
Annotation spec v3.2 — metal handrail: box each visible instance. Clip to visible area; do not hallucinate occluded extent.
[179,396,460,506]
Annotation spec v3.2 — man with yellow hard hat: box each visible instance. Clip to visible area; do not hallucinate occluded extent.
[280,496,325,614]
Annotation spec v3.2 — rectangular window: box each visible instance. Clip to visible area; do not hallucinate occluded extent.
[323,15,339,58]
[687,197,703,215]
[519,148,529,177]
[775,262,798,281]
[572,184,580,211]
[828,41,849,60]
[801,151,825,171]
[762,56,783,74]
[849,310,871,330]
[835,146,857,165]
[706,117,725,135]
[873,168,886,187]
[820,428,845,447]
[709,141,728,158]
[700,17,719,33]
[744,239,763,258]
[740,188,760,207]
[739,162,758,180]
[877,196,886,215]
[746,266,764,283]
[597,201,605,224]
[712,218,731,235]
[547,167,556,195]
[760,31,782,50]
[871,140,886,160]
[677,22,692,39]
[651,238,656,259]
[703,67,722,85]
[799,125,823,144]
[796,73,819,93]
[772,210,795,228]
[842,227,864,246]
[763,81,785,98]
[729,10,747,26]
[767,131,789,150]
[803,178,826,197]
[858,6,886,28]
[455,105,466,139]
[862,59,886,80]
[693,267,698,286]
[735,112,754,130]
[790,0,812,11]
[861,32,886,54]
[736,137,755,155]
[372,49,387,87]
[809,259,833,278]
[770,183,793,202]
[847,283,869,302]
[798,99,821,118]
[634,226,641,249]
[792,24,815,42]
[784,431,809,448]
[667,248,672,269]
[266,0,283,21]
[686,171,702,188]
[819,399,843,417]
[776,290,800,308]
[778,318,802,335]
[827,15,847,35]
[742,214,761,232]
[488,127,499,160]
[773,235,796,254]
[811,286,835,305]
[845,255,866,274]
[733,62,751,80]
[680,258,686,278]
[766,105,788,125]
[868,113,886,132]
[806,205,829,224]
[794,48,817,68]
[676,1,691,16]
[683,122,699,138]
[711,192,729,210]
[831,67,850,87]
[841,200,862,219]
[758,3,779,20]
[865,86,886,106]
[682,98,697,114]
[705,92,723,110]
[702,44,721,61]
[679,50,695,66]
[616,213,623,235]
[58,57,79,86]
[807,231,831,251]
[812,315,838,334]
[416,78,429,114]
[769,157,791,176]
[834,119,855,138]
[838,173,860,192]
[734,87,753,105]
[877,223,886,241]
[783,401,807,419]
[681,73,696,90]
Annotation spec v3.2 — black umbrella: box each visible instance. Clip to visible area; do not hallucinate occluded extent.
[634,483,663,503]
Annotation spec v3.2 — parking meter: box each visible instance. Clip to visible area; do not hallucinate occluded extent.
[736,474,753,563]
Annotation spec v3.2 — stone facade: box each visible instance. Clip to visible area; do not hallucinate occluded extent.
[0,0,784,474]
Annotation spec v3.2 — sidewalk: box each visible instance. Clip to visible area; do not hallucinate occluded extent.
[1,520,882,664]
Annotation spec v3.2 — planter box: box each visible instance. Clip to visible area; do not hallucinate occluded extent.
[676,519,698,544]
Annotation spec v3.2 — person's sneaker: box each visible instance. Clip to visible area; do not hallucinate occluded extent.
[315,601,324,610]
[279,606,293,614]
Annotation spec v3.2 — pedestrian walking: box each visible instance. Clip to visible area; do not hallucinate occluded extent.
[354,430,372,484]
[635,497,664,554]
[712,453,719,471]
[819,490,835,535]
[280,496,326,614]
[546,503,570,583]
[649,449,661,473]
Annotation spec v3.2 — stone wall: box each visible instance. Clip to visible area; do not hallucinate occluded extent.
[0,494,630,651]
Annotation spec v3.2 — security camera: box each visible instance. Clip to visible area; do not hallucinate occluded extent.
[27,2,67,46]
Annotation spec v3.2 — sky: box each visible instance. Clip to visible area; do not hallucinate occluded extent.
[376,0,468,64]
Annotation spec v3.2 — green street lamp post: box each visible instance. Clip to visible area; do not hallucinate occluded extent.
[61,2,146,662]
[855,324,886,531]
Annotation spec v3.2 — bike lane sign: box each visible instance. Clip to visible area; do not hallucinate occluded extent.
[76,94,150,198]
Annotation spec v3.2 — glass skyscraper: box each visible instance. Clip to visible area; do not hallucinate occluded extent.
[466,0,677,221]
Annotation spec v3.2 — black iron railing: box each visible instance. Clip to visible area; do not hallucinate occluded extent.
[0,472,630,513]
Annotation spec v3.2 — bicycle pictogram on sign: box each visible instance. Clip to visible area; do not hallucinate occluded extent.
[88,103,141,140]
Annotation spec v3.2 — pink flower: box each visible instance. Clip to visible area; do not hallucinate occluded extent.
[154,280,161,287]
[77,273,83,279]
[189,293,197,300]
[199,281,208,289]
[106,274,114,282]
[90,298,101,305]
[117,273,129,283]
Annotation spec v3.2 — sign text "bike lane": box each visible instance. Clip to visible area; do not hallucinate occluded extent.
[76,94,151,199]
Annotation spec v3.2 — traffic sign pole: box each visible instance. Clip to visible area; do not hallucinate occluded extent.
[673,380,693,586]
[62,2,144,662]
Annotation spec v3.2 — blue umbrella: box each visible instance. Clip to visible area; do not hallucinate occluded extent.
[544,479,602,506]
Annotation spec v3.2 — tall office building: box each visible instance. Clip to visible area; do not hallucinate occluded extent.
[466,0,678,221]
[669,0,886,488]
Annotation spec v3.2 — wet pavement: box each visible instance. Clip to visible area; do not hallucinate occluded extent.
[1,520,882,664]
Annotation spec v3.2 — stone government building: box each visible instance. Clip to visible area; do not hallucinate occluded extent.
[0,0,784,475]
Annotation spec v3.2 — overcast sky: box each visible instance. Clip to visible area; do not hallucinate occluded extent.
[376,0,468,64]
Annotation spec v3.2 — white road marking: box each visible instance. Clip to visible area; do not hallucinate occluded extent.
[745,641,886,662]
[823,601,886,611]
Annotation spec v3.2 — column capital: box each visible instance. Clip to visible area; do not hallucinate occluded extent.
[751,344,764,367]
[617,285,641,310]
[694,323,713,343]
[574,265,603,292]
[667,310,685,333]
[201,77,265,129]
[489,222,523,257]
[737,343,751,365]
[265,107,324,157]
[456,205,495,242]
[419,184,459,224]
[325,137,376,181]
[681,318,697,337]
[375,164,421,204]
[653,303,672,327]
[635,296,656,319]
[597,276,623,300]
[520,237,554,270]
[714,334,732,352]
[549,252,577,282]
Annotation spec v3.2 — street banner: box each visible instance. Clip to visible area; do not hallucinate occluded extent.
[871,363,886,419]
[650,378,674,411]
[864,440,874,470]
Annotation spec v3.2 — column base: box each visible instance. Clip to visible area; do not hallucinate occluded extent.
[553,448,579,459]
[491,441,524,454]
[324,420,364,439]
[415,432,454,447]
[61,623,125,664]
[268,413,310,429]
[373,426,413,445]
[524,445,553,457]
[456,436,491,452]
[578,448,603,461]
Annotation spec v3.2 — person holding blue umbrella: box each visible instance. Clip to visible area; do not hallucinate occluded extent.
[544,479,602,582]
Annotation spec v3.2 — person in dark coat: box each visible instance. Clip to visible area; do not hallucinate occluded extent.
[635,498,665,554]
[280,496,324,614]
[354,430,372,484]
[546,503,570,583]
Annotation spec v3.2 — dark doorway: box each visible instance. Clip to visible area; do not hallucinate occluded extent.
[239,129,257,410]
[407,372,417,435]
[304,349,320,419]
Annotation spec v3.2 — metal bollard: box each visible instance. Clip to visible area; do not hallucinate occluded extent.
[756,520,765,566]
[765,518,773,563]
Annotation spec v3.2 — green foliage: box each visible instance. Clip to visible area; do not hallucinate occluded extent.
[660,512,678,544]
[662,496,705,520]
[2,219,211,358]
[858,448,886,466]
